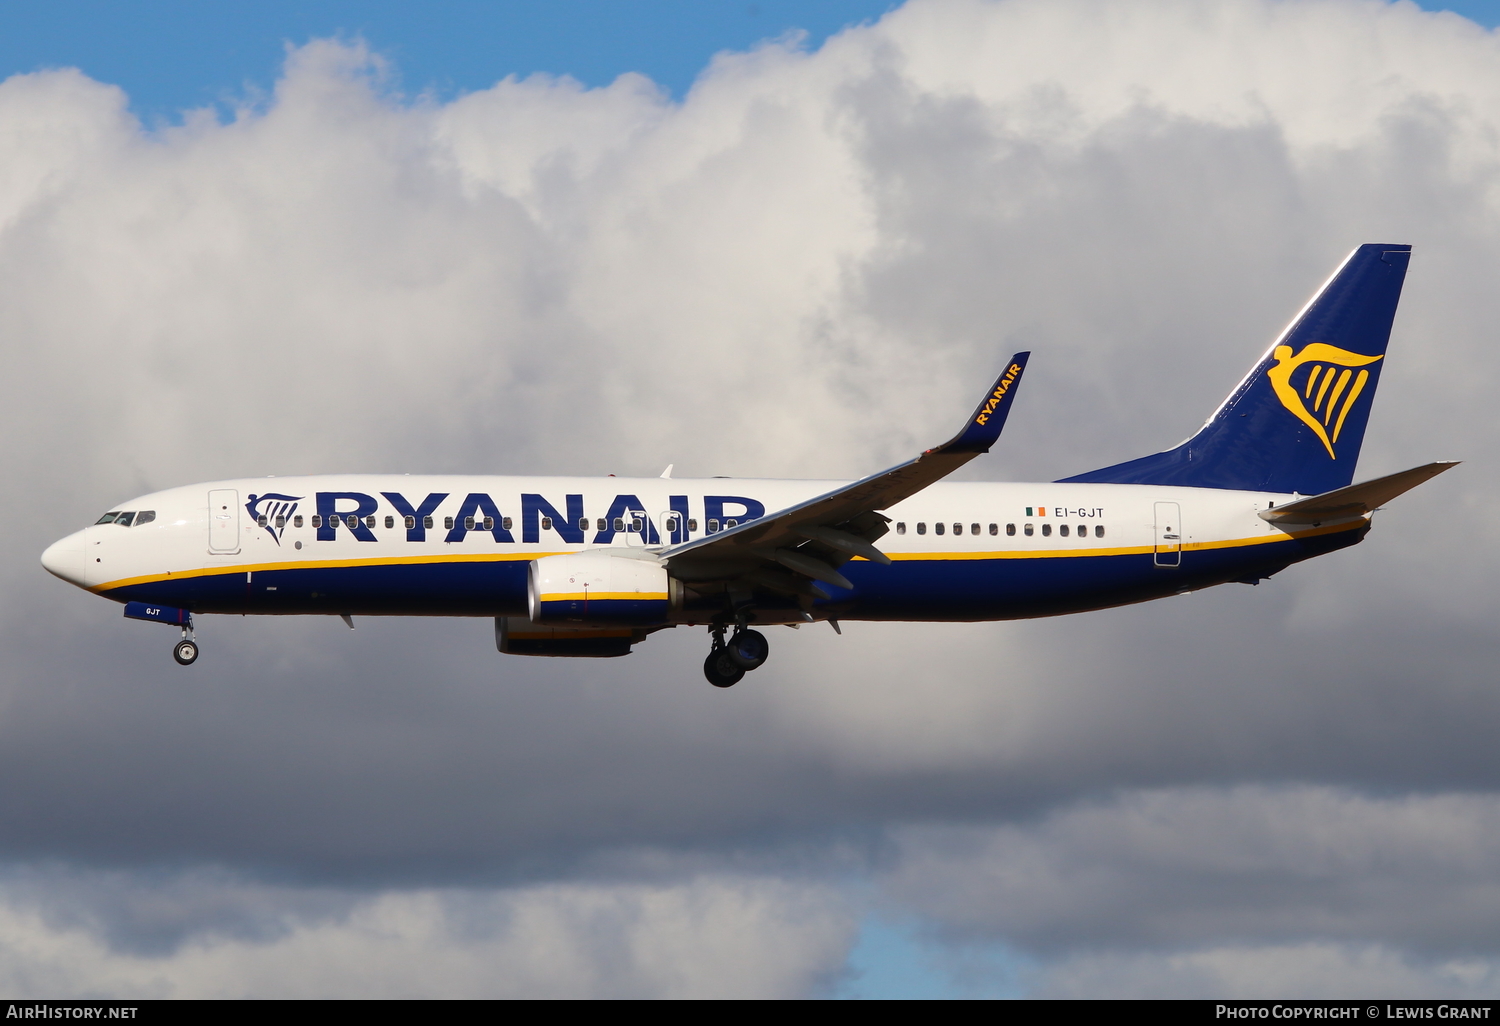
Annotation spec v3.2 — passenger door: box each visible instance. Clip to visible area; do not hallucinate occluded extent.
[209,489,240,554]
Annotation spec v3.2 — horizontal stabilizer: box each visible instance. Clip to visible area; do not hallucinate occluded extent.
[1259,461,1459,525]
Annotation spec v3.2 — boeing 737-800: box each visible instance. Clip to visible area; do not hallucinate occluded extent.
[41,244,1454,686]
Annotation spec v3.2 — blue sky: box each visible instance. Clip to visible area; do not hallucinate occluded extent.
[4,1,1492,126]
[0,1,900,124]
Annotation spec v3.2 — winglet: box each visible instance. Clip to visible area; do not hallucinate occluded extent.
[935,352,1030,454]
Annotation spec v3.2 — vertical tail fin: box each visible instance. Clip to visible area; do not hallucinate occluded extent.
[1060,244,1411,494]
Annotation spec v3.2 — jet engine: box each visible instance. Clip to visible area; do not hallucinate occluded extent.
[528,551,675,627]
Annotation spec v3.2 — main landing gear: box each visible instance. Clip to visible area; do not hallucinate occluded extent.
[173,619,198,666]
[703,626,770,688]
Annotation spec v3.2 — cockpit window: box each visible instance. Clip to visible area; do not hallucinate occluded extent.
[134,511,155,526]
[96,512,121,525]
[114,512,136,527]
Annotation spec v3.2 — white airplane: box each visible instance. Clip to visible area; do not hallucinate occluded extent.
[42,244,1454,687]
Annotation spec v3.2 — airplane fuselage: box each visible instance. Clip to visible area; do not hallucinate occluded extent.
[45,474,1364,624]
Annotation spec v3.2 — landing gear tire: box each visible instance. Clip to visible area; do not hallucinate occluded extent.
[173,639,199,666]
[726,629,769,671]
[704,649,744,688]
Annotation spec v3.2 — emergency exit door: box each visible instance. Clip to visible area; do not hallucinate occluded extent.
[1154,501,1182,567]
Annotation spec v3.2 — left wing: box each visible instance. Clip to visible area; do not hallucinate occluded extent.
[663,354,1029,596]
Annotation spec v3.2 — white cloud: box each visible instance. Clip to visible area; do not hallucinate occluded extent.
[1030,942,1500,999]
[0,871,854,998]
[884,786,1500,951]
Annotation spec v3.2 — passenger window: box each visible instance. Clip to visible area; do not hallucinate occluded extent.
[1006,523,1016,536]
[1059,524,1069,537]
[725,518,738,529]
[294,515,304,528]
[364,515,375,529]
[404,516,415,529]
[312,515,323,529]
[95,512,120,525]
[541,516,553,531]
[578,518,589,532]
[483,517,495,531]
[973,524,981,536]
[989,523,998,536]
[1077,524,1086,538]
[630,518,643,533]
[117,512,136,527]
[502,517,513,531]
[464,517,475,530]
[707,519,720,533]
[1095,525,1105,538]
[384,516,394,529]
[614,518,626,532]
[1042,523,1052,537]
[346,515,359,528]
[422,516,432,529]
[444,516,454,530]
[1024,523,1033,536]
[275,516,285,529]
[135,511,155,526]
[256,515,267,528]
[665,516,679,532]
[935,522,945,535]
[688,519,698,532]
[896,522,906,535]
[917,523,926,535]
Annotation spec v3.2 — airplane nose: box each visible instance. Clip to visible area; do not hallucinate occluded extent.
[41,531,87,587]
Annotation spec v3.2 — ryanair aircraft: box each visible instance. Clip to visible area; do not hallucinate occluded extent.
[41,244,1454,686]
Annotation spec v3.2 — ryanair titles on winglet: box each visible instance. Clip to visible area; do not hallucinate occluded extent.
[974,363,1024,426]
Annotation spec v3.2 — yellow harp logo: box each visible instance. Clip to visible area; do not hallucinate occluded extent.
[1266,343,1383,459]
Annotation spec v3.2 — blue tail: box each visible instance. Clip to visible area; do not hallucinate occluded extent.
[1060,244,1411,495]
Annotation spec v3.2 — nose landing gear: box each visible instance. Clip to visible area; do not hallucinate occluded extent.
[172,618,198,666]
[702,626,770,688]
[122,603,199,665]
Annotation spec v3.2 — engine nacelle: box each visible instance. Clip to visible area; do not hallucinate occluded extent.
[528,551,673,627]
